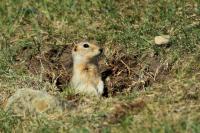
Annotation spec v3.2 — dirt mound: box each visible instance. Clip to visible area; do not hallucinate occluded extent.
[27,44,73,90]
[102,49,171,96]
[15,44,171,96]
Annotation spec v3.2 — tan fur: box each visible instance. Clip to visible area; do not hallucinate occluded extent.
[71,42,104,96]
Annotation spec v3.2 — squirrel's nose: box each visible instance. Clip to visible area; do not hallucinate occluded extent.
[99,48,103,54]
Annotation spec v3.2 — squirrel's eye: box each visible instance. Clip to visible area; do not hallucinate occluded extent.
[83,44,89,48]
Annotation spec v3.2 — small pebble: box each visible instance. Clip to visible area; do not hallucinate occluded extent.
[154,35,170,45]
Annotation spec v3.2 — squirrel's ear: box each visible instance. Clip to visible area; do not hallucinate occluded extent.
[73,45,77,52]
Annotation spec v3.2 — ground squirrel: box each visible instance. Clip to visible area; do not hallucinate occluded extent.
[71,42,104,96]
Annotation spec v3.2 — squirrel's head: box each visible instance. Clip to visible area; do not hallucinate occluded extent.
[72,42,103,63]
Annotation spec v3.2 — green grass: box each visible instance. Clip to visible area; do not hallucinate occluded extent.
[0,0,200,132]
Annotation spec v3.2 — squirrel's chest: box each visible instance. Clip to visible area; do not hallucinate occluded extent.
[71,65,104,95]
[73,70,100,85]
[72,69,102,86]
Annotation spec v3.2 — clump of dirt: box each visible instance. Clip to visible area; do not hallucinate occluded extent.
[15,44,171,96]
[106,100,146,124]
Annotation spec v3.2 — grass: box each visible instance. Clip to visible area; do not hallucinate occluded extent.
[0,0,200,132]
